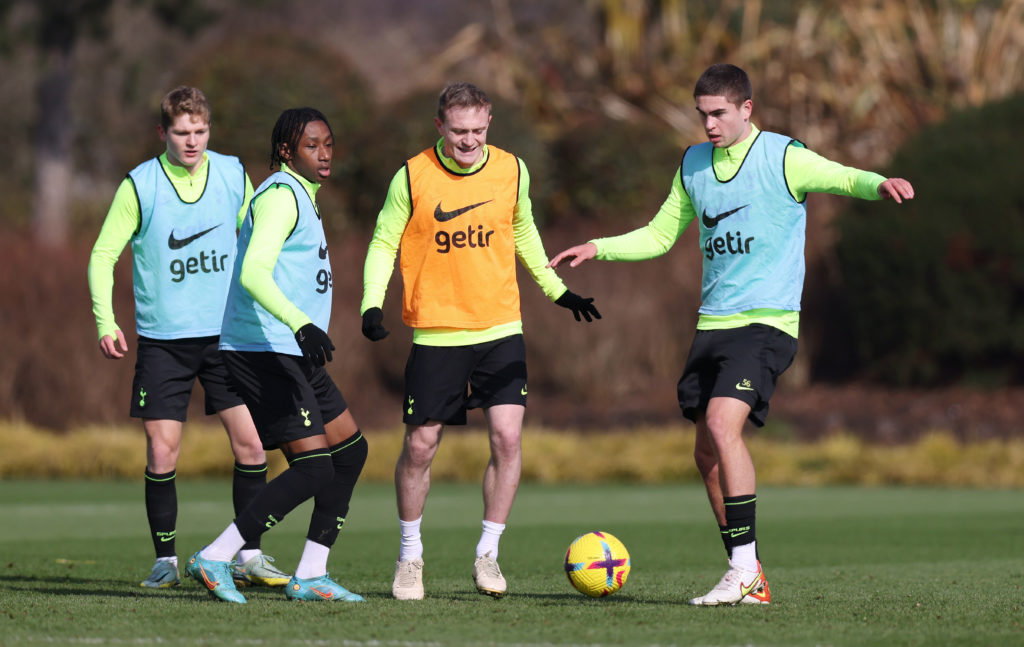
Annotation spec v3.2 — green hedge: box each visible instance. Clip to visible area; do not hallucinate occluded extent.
[835,92,1024,386]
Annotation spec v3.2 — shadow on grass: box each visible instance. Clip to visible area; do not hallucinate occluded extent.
[0,574,241,600]
[371,588,666,605]
[0,585,197,600]
[1,574,131,587]
[515,592,672,605]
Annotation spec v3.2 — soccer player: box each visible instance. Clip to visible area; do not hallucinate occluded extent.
[183,107,368,604]
[548,64,915,606]
[361,82,600,600]
[87,86,290,590]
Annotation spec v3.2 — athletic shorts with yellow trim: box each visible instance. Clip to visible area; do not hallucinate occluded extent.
[403,334,527,426]
[222,350,348,449]
[677,324,796,427]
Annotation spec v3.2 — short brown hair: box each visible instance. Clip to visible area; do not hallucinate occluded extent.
[693,64,752,107]
[160,86,211,130]
[437,82,491,122]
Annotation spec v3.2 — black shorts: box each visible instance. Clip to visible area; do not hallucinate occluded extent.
[129,336,245,421]
[677,324,797,427]
[403,334,527,426]
[221,351,348,450]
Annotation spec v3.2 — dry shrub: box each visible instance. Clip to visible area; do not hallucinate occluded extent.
[583,0,1024,169]
[0,225,694,432]
[523,427,699,483]
[0,232,131,430]
[750,431,1024,488]
[0,421,286,480]
[3,422,1023,488]
[0,230,398,432]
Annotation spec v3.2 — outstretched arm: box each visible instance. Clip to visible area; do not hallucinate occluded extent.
[551,171,695,268]
[784,145,916,205]
[877,178,915,204]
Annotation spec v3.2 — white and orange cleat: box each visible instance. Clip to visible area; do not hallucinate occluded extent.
[689,560,769,606]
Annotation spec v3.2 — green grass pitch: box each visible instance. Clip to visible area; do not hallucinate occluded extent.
[1,480,1021,646]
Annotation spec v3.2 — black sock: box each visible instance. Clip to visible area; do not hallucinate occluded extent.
[233,449,333,543]
[144,469,177,558]
[307,432,368,547]
[723,494,757,554]
[718,524,732,558]
[233,462,268,551]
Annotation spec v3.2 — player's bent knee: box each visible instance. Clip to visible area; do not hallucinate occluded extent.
[288,452,336,498]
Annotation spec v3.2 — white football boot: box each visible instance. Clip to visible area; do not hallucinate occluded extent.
[392,558,424,600]
[472,551,507,598]
[689,560,769,606]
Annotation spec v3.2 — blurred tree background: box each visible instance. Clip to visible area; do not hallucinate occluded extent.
[0,0,1021,434]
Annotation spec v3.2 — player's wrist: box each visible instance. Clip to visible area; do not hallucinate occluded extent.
[289,316,313,334]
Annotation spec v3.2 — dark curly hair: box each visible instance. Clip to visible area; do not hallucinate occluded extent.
[270,107,333,169]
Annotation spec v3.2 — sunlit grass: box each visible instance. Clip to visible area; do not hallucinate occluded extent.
[1,481,1021,647]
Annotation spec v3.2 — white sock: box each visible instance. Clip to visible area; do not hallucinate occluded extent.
[156,555,177,566]
[475,519,505,559]
[200,523,245,563]
[730,541,758,572]
[237,549,262,564]
[399,516,423,561]
[294,540,330,579]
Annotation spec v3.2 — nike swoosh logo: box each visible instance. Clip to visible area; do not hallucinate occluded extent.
[701,204,748,229]
[740,574,763,597]
[199,566,220,591]
[311,587,334,600]
[434,200,492,222]
[729,529,749,538]
[319,242,328,259]
[735,383,754,391]
[159,536,175,542]
[168,224,221,250]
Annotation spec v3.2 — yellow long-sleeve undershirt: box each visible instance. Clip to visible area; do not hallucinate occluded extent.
[591,125,887,338]
[362,141,568,346]
[87,152,253,340]
[237,164,321,333]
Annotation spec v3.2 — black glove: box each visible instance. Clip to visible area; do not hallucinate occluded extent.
[361,307,389,341]
[555,290,601,323]
[294,323,335,365]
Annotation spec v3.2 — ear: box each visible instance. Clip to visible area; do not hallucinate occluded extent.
[158,125,167,142]
[740,99,753,120]
[434,116,444,136]
[278,142,292,162]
